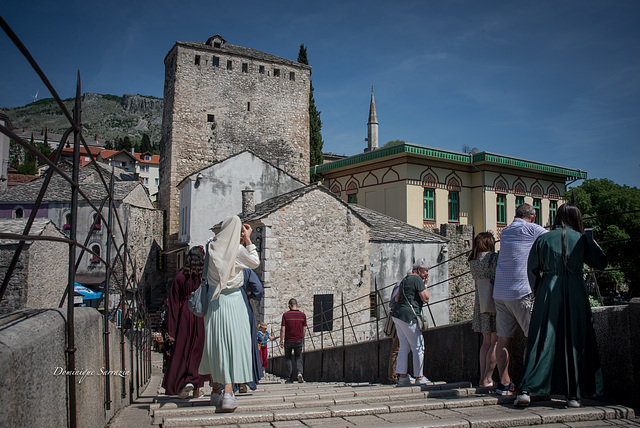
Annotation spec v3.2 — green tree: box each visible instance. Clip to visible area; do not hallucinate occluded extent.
[567,179,640,298]
[298,44,324,182]
[140,133,153,153]
[384,140,406,148]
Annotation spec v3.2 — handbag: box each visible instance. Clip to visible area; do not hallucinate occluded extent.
[402,278,429,332]
[383,314,395,337]
[188,280,209,317]
[476,278,496,314]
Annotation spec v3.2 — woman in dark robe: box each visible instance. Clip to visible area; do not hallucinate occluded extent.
[236,268,264,393]
[162,246,208,398]
[515,204,607,408]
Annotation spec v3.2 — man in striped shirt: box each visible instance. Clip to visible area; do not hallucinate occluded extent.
[280,298,307,383]
[493,203,547,395]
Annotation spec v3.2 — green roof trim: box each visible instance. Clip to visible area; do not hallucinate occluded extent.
[315,143,587,180]
[472,152,587,179]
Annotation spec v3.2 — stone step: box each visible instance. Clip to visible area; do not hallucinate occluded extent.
[152,383,488,424]
[159,396,635,427]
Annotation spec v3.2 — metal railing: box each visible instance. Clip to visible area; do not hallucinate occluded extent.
[0,16,151,428]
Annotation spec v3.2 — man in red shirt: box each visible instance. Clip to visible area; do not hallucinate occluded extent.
[279,298,307,383]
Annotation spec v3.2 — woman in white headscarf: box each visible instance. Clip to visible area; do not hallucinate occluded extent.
[199,216,260,411]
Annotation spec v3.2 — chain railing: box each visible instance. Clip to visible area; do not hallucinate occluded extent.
[0,17,152,428]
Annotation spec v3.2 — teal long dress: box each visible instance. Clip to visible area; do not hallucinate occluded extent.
[519,226,607,399]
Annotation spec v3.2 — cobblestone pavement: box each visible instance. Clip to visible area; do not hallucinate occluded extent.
[108,352,639,428]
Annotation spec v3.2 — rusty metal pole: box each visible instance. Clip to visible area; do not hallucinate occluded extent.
[65,72,82,428]
[102,168,115,410]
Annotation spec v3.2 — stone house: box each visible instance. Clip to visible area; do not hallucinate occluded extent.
[0,218,69,315]
[98,149,160,202]
[0,163,163,303]
[176,150,305,258]
[236,183,372,348]
[159,34,312,272]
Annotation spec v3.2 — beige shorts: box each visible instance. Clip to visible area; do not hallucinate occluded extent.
[495,293,534,338]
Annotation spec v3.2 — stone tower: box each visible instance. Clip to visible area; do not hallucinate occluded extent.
[159,34,311,255]
[366,87,378,152]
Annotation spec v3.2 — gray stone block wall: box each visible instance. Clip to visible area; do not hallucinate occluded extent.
[159,40,311,269]
[439,224,475,323]
[254,190,371,349]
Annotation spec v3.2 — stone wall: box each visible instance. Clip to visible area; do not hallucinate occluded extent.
[439,224,475,323]
[269,300,640,408]
[0,222,68,315]
[251,189,371,348]
[123,205,164,310]
[0,308,141,428]
[159,39,311,271]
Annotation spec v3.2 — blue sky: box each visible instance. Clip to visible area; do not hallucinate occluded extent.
[1,0,639,187]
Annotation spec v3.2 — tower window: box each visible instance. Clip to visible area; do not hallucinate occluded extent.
[195,55,200,65]
[247,102,251,111]
[242,63,248,73]
[226,60,232,70]
[273,68,280,77]
[259,65,265,74]
[212,56,219,67]
[207,114,215,122]
[289,72,295,81]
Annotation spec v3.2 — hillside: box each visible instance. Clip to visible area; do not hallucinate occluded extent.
[3,92,163,145]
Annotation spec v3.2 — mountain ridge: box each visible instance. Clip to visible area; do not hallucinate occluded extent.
[2,92,163,145]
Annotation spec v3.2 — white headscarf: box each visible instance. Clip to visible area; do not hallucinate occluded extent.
[207,216,243,300]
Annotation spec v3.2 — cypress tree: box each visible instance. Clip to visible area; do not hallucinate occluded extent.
[298,44,324,182]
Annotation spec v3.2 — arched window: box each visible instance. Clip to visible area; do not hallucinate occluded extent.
[14,207,24,219]
[63,213,72,230]
[90,245,101,264]
[92,214,102,231]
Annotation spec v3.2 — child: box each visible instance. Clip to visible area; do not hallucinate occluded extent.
[257,322,274,371]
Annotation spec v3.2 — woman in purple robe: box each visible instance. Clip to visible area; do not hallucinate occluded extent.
[162,246,208,398]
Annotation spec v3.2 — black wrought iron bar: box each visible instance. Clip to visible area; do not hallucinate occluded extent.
[65,73,82,428]
[102,168,116,410]
[120,239,127,398]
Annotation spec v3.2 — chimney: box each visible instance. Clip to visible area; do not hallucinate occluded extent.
[242,186,255,216]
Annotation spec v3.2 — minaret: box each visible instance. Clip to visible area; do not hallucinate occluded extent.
[366,87,379,152]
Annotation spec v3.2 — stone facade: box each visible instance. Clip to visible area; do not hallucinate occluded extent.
[0,219,68,315]
[241,185,371,348]
[160,35,311,266]
[439,224,475,324]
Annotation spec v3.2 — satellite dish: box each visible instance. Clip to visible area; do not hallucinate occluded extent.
[470,147,479,154]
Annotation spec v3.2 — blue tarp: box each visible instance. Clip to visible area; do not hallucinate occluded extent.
[74,283,102,301]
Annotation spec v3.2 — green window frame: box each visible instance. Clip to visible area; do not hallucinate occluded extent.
[496,193,506,224]
[423,188,435,221]
[515,195,525,208]
[448,191,459,222]
[348,194,357,204]
[549,200,558,225]
[533,199,541,225]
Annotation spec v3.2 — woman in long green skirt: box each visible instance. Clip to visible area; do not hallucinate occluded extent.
[515,204,606,408]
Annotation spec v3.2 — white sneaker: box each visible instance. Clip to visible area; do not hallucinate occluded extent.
[220,393,238,412]
[514,392,531,407]
[566,398,581,408]
[210,392,221,406]
[177,383,194,399]
[414,377,431,386]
